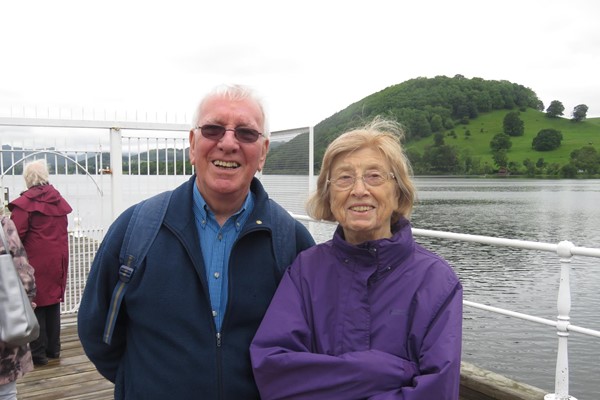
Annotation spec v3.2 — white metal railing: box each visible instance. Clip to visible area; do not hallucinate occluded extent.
[413,229,597,400]
[1,116,313,229]
[62,228,104,314]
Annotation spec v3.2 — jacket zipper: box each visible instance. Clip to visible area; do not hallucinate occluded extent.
[216,330,223,400]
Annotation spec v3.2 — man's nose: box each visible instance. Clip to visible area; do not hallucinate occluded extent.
[218,129,240,148]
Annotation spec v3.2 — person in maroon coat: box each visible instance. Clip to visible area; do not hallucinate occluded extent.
[8,159,72,366]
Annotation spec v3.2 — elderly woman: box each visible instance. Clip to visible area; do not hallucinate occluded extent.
[8,160,72,366]
[250,117,463,399]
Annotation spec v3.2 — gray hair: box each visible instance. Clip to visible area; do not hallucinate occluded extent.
[306,116,416,223]
[23,159,50,188]
[190,84,270,139]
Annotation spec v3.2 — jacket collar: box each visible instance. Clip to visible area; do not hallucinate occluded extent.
[163,175,272,245]
[332,217,415,270]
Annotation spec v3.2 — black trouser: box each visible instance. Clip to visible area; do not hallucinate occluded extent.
[30,303,61,360]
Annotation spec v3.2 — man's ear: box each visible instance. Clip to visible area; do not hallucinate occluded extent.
[188,129,196,164]
[258,138,269,171]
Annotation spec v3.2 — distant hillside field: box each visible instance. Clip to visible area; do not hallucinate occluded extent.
[406,109,600,168]
[264,75,599,177]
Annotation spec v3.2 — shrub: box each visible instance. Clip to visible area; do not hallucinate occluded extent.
[532,129,562,151]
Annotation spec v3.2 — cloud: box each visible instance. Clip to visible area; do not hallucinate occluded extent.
[1,0,600,131]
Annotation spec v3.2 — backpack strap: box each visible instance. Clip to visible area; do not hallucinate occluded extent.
[102,191,172,344]
[269,199,297,277]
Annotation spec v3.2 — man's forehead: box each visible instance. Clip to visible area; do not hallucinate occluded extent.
[199,96,264,125]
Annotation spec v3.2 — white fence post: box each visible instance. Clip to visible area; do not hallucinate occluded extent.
[110,127,123,222]
[545,240,577,400]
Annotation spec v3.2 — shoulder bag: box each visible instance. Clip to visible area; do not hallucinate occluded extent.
[0,221,40,346]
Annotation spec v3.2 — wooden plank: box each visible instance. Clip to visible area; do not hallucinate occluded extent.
[16,324,114,400]
[460,361,548,400]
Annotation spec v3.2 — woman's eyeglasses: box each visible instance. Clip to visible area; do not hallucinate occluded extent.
[194,124,264,143]
[327,171,395,190]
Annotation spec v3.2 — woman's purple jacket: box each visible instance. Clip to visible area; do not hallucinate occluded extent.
[251,218,463,400]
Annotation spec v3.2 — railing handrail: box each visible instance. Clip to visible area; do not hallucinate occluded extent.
[293,212,600,258]
[412,227,600,258]
[462,300,600,338]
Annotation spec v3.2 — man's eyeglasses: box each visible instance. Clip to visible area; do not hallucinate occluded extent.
[327,171,396,190]
[194,124,264,143]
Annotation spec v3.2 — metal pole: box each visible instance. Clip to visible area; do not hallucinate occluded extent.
[545,240,577,400]
[110,127,123,223]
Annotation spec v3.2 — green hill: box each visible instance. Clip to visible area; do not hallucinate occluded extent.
[264,75,600,177]
[406,109,600,172]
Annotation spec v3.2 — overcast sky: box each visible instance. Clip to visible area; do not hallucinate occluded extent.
[1,0,599,132]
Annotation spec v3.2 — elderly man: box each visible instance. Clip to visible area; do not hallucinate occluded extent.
[78,84,315,399]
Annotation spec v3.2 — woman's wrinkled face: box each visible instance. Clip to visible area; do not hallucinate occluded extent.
[328,147,399,245]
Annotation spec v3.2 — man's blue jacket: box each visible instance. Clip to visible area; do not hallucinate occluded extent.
[78,175,315,399]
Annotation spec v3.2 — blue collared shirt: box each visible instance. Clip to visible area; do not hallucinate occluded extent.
[192,184,254,332]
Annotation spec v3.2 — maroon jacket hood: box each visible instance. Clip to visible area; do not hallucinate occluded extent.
[8,184,72,216]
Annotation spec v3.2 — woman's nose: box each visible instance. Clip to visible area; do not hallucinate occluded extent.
[351,177,369,195]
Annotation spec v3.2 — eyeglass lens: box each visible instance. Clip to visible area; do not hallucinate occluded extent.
[331,172,391,189]
[198,124,262,143]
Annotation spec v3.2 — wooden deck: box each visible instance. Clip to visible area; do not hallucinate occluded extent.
[16,316,548,400]
[16,317,113,400]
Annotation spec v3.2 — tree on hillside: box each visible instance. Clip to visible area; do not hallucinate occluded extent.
[433,132,445,146]
[392,108,432,140]
[430,114,444,132]
[522,158,536,176]
[571,104,589,122]
[490,133,512,152]
[532,129,563,151]
[536,100,545,112]
[492,149,508,168]
[422,132,459,173]
[546,100,565,118]
[570,146,600,174]
[561,164,578,178]
[536,158,546,169]
[405,148,426,174]
[422,144,460,173]
[413,113,433,137]
[503,111,524,136]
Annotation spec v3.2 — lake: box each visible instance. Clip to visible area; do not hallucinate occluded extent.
[408,178,600,400]
[2,174,599,398]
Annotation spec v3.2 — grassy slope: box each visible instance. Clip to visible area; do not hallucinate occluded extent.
[406,109,600,167]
